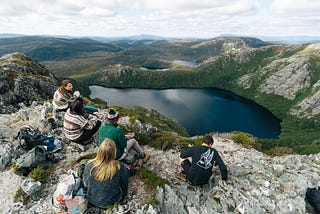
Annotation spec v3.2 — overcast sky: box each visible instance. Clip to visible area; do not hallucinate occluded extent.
[0,0,319,38]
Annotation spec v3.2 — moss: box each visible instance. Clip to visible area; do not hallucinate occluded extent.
[232,131,261,150]
[138,167,169,191]
[28,165,47,183]
[265,146,295,156]
[106,202,119,213]
[13,187,30,205]
[146,197,160,205]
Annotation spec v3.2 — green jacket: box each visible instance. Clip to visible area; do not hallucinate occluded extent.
[98,123,127,160]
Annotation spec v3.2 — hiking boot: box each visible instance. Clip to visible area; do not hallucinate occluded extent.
[176,171,187,182]
[129,168,138,177]
[82,136,94,145]
[142,152,150,163]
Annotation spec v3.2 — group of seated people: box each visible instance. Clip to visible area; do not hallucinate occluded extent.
[52,79,228,209]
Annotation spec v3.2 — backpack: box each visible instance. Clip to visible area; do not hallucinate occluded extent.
[15,145,47,175]
[306,187,320,214]
[122,149,140,165]
[18,126,46,150]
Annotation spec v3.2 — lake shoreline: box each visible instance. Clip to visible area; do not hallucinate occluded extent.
[89,86,281,139]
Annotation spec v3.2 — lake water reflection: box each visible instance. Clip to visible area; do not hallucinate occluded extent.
[89,86,281,138]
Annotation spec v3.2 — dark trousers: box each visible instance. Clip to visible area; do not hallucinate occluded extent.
[76,121,101,145]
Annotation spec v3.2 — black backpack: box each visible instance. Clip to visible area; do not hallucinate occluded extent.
[306,187,320,214]
[18,126,46,150]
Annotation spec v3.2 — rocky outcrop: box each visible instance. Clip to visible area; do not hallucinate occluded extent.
[234,43,320,121]
[258,57,311,100]
[290,80,320,118]
[0,103,319,214]
[0,52,58,114]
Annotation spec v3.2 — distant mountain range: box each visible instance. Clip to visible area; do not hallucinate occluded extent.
[219,34,320,44]
[2,33,320,44]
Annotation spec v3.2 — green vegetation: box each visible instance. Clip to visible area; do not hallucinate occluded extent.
[117,106,189,137]
[265,146,295,156]
[231,132,261,150]
[149,132,201,150]
[138,167,170,190]
[277,115,320,154]
[0,36,122,61]
[28,165,47,183]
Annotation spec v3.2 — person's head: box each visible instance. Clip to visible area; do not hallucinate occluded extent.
[202,134,214,146]
[60,79,73,93]
[105,108,120,123]
[90,138,120,181]
[69,99,84,115]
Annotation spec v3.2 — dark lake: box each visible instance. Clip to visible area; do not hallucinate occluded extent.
[89,86,281,138]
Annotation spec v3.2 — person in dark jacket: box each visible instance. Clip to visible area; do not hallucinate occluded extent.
[179,134,228,185]
[83,138,129,209]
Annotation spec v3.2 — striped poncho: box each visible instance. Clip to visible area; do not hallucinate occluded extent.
[63,109,96,141]
[52,88,76,110]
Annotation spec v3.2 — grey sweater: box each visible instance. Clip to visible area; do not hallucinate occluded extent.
[83,161,129,209]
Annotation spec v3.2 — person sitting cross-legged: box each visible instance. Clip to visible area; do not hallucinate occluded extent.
[63,99,101,145]
[178,134,228,185]
[98,108,149,164]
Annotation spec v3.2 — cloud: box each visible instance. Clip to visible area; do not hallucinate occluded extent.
[0,0,319,37]
[271,0,320,16]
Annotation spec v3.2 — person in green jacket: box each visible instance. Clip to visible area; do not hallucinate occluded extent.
[98,109,149,162]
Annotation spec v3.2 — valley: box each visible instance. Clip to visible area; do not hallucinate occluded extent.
[1,35,320,154]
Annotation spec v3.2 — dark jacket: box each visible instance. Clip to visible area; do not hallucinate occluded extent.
[180,145,228,185]
[83,161,129,209]
[98,123,127,160]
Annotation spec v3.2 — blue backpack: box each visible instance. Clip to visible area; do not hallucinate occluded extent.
[18,126,55,150]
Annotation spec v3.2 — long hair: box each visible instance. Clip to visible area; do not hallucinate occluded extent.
[89,138,120,182]
[59,79,72,94]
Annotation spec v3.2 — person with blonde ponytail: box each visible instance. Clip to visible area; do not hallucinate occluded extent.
[83,138,129,209]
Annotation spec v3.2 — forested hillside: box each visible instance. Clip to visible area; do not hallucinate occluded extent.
[78,43,320,154]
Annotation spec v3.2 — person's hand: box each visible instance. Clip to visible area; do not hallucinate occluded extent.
[73,91,80,98]
[93,112,102,119]
[125,133,134,139]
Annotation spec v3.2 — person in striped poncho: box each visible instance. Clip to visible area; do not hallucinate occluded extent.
[53,79,80,111]
[63,99,101,145]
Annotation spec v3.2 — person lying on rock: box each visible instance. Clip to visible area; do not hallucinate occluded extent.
[63,99,101,145]
[52,79,80,112]
[178,134,228,185]
[83,138,129,209]
[98,108,150,166]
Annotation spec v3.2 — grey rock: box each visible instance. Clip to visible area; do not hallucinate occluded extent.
[0,103,319,214]
[290,87,320,118]
[259,57,311,100]
[0,52,58,113]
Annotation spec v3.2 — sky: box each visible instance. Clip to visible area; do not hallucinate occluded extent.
[0,0,319,38]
